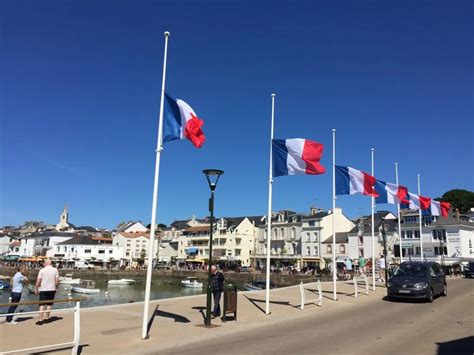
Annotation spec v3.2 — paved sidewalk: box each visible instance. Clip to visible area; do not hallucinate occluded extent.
[0,279,384,354]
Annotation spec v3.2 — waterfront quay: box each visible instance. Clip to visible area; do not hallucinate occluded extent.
[1,278,472,354]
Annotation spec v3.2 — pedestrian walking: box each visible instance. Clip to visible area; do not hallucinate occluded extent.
[210,265,225,319]
[378,255,386,282]
[6,265,28,324]
[359,256,366,276]
[35,259,59,325]
[345,258,353,280]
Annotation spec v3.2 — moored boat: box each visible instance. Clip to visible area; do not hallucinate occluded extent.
[71,280,100,294]
[107,279,136,285]
[0,280,10,290]
[59,274,81,284]
[244,280,276,291]
[181,277,203,288]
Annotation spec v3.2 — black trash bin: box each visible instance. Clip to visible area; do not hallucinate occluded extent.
[223,283,237,322]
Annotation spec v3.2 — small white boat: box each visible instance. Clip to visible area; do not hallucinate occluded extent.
[107,279,136,285]
[181,277,203,288]
[71,280,100,294]
[59,274,81,284]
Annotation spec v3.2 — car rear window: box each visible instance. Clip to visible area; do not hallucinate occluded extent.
[394,264,428,277]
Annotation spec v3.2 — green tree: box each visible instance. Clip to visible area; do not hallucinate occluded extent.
[437,189,474,214]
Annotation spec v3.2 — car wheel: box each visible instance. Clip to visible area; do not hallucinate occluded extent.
[426,288,434,303]
[442,283,447,297]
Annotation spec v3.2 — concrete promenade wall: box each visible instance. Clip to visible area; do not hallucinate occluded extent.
[0,267,331,288]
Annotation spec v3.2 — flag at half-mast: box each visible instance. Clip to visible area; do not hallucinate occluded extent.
[163,93,206,148]
[272,138,325,177]
[335,166,378,197]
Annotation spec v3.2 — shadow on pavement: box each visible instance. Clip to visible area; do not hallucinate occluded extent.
[437,336,474,355]
[244,295,292,314]
[191,306,206,321]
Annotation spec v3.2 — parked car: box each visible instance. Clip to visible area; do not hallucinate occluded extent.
[387,261,447,302]
[74,261,95,270]
[463,262,474,278]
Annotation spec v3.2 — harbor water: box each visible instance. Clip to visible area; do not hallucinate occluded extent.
[0,277,205,313]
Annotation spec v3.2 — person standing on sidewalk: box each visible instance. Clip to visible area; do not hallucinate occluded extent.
[6,265,28,324]
[359,256,366,276]
[345,258,353,280]
[35,259,59,325]
[210,265,225,319]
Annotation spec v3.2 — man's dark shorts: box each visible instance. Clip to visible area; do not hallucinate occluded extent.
[39,291,56,306]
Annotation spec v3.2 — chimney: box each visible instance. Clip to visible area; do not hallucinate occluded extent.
[310,207,318,216]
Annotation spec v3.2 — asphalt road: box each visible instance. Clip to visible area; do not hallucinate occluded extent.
[162,278,474,355]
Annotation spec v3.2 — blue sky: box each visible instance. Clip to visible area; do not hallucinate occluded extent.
[1,1,473,229]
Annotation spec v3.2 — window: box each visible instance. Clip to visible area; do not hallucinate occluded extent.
[125,252,130,256]
[281,228,285,239]
[109,250,113,254]
[306,232,311,242]
[433,229,446,241]
[306,246,311,255]
[291,228,296,239]
[414,230,420,239]
[327,245,332,253]
[340,245,345,254]
[434,246,447,255]
[235,249,241,256]
[84,249,92,254]
[308,221,315,227]
[313,232,318,242]
[314,246,318,256]
[98,250,105,254]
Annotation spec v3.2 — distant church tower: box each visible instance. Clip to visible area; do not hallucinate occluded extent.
[56,204,70,230]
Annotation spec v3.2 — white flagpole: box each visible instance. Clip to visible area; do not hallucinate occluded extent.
[395,162,403,264]
[332,129,337,301]
[418,174,424,261]
[265,93,276,315]
[371,148,376,291]
[141,31,170,340]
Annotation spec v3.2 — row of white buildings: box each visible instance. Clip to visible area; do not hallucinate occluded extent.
[2,205,474,268]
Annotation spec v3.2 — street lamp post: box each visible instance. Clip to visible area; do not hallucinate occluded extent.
[381,217,388,288]
[203,169,224,327]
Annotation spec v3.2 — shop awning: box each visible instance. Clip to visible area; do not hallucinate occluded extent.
[186,247,198,254]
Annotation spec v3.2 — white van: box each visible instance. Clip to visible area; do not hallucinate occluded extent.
[74,261,95,270]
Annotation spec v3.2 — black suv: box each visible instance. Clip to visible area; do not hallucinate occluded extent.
[464,262,474,278]
[387,261,447,302]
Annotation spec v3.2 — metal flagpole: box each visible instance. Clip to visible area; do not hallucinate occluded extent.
[395,163,403,263]
[141,31,170,340]
[418,174,424,261]
[332,129,337,301]
[371,148,376,291]
[265,93,276,315]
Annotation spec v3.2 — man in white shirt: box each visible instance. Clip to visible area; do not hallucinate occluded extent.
[35,259,59,325]
[378,255,386,282]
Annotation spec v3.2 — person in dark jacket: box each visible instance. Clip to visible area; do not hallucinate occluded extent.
[210,265,225,318]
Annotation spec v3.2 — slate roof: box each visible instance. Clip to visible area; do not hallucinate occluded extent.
[22,231,75,239]
[322,233,348,244]
[74,226,98,232]
[57,235,112,245]
[349,211,397,234]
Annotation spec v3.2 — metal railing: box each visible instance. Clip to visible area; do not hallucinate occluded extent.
[353,275,369,298]
[0,297,86,355]
[299,279,322,310]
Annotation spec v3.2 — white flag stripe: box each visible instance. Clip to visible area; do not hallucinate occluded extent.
[430,200,441,216]
[385,182,399,204]
[176,99,196,139]
[285,139,306,174]
[408,192,420,210]
[348,167,364,195]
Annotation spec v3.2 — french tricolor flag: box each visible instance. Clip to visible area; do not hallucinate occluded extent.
[421,198,451,217]
[163,93,206,148]
[272,139,325,177]
[335,166,378,197]
[374,180,399,204]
